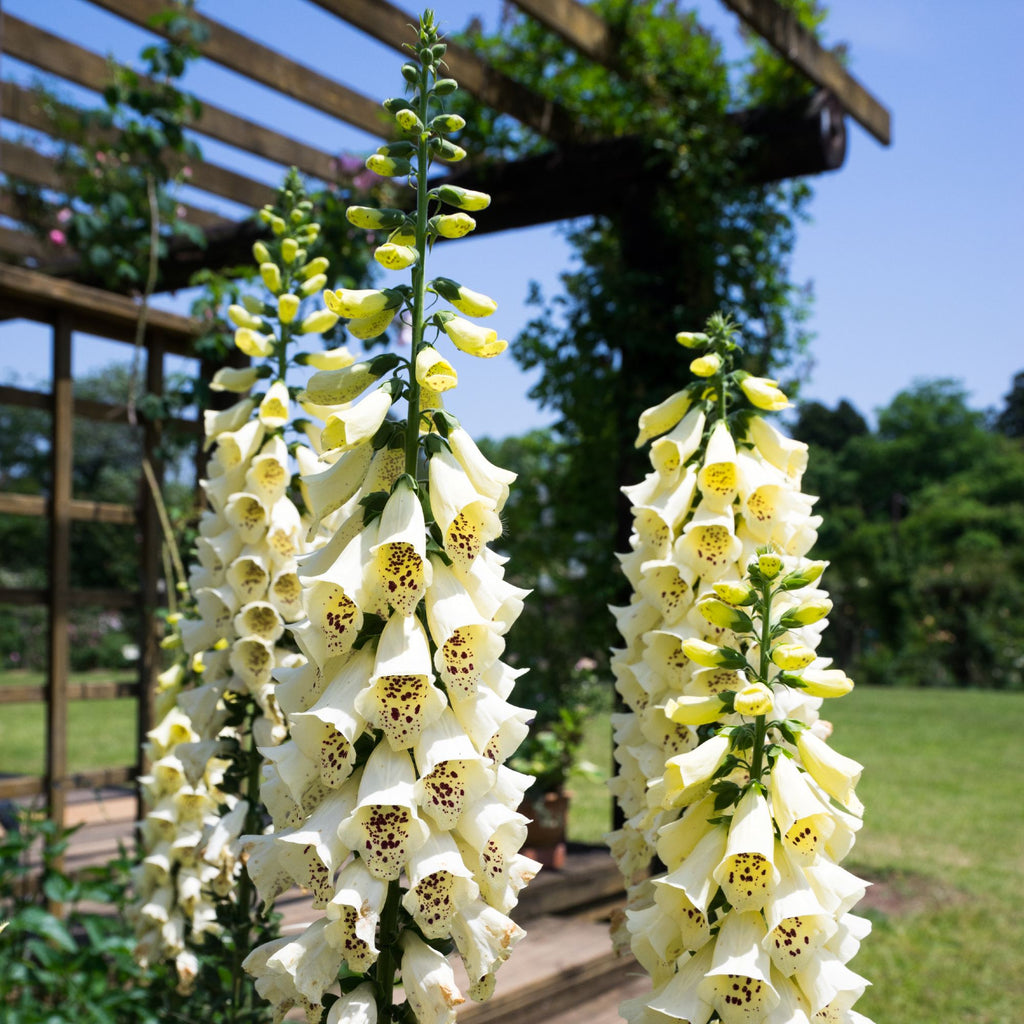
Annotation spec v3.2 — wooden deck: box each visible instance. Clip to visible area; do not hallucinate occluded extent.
[19,786,644,1024]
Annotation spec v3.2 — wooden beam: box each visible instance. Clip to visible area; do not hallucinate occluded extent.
[85,0,387,138]
[507,0,618,67]
[1,138,232,231]
[0,225,49,260]
[0,491,136,525]
[0,383,200,434]
[1,80,278,212]
[46,316,73,826]
[0,585,142,608]
[0,15,346,181]
[308,0,579,141]
[0,680,139,705]
[720,0,891,145]
[0,264,200,354]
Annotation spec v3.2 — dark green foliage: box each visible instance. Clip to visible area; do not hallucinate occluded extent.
[0,812,172,1023]
[796,379,1024,689]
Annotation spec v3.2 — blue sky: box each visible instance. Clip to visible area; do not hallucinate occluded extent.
[1,0,1021,438]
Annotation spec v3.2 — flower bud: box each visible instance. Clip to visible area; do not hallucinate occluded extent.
[277,293,300,324]
[676,331,709,349]
[757,553,784,578]
[682,637,748,670]
[281,237,299,263]
[434,78,458,95]
[697,598,753,633]
[664,694,727,726]
[324,288,394,319]
[690,352,723,377]
[210,366,263,393]
[300,309,340,335]
[436,312,506,358]
[296,344,355,370]
[346,206,408,230]
[712,580,757,606]
[770,643,816,670]
[791,668,854,698]
[431,213,476,238]
[234,328,275,357]
[739,373,790,411]
[241,294,265,316]
[431,277,497,318]
[259,379,290,430]
[302,256,330,279]
[375,243,418,270]
[778,597,833,627]
[434,185,491,211]
[430,113,465,132]
[733,682,774,717]
[395,108,424,132]
[259,262,282,294]
[430,138,466,162]
[252,240,271,264]
[299,274,327,297]
[269,214,286,236]
[779,561,828,591]
[366,154,412,177]
[227,303,263,330]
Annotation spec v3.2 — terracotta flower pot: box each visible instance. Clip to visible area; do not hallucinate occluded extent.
[519,790,569,869]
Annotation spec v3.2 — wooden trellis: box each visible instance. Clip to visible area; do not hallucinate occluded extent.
[0,263,201,823]
[0,0,890,826]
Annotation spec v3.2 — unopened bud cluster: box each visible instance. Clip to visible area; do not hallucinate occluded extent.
[611,315,873,1024]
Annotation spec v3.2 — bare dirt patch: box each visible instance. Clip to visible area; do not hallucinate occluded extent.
[857,867,968,918]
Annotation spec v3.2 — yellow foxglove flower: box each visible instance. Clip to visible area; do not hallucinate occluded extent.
[297,344,355,370]
[348,306,399,340]
[662,733,731,807]
[740,374,790,411]
[210,366,260,393]
[439,314,506,358]
[325,983,377,1024]
[769,754,836,862]
[771,642,816,670]
[698,910,780,1023]
[227,303,263,330]
[635,388,690,447]
[324,288,391,319]
[675,330,709,349]
[370,476,433,616]
[664,694,725,726]
[415,346,457,392]
[303,361,384,405]
[748,415,809,478]
[797,668,854,698]
[259,262,282,294]
[796,730,863,807]
[399,932,465,1024]
[433,213,476,238]
[375,243,418,270]
[297,309,337,335]
[712,580,756,606]
[697,421,739,508]
[234,327,275,358]
[258,380,290,430]
[689,352,722,377]
[435,184,491,211]
[733,681,774,717]
[321,388,394,451]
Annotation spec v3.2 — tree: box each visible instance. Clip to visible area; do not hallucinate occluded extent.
[994,370,1024,439]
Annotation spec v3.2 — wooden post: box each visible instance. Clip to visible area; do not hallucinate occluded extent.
[136,337,164,822]
[46,313,73,827]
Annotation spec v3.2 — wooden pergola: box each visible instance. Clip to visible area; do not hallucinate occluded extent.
[0,0,890,824]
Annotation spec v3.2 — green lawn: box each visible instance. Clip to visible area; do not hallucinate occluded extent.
[0,669,139,776]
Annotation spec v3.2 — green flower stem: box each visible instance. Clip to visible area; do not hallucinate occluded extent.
[404,64,434,479]
[375,878,404,1024]
[750,579,774,783]
[278,321,291,385]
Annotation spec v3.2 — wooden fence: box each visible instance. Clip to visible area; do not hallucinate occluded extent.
[0,262,201,825]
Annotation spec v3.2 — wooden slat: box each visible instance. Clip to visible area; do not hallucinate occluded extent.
[0,264,199,353]
[85,0,387,138]
[0,491,136,525]
[0,383,201,434]
[1,138,232,231]
[0,80,278,212]
[508,0,618,66]
[0,586,141,608]
[0,680,138,704]
[309,0,579,141]
[0,225,48,260]
[0,775,46,800]
[720,0,891,145]
[47,318,73,826]
[0,14,345,181]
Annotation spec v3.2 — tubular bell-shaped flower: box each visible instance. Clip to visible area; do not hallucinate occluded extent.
[241,21,536,1024]
[611,315,874,1024]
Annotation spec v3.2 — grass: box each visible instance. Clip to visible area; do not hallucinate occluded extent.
[570,688,1024,1024]
[0,668,139,776]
